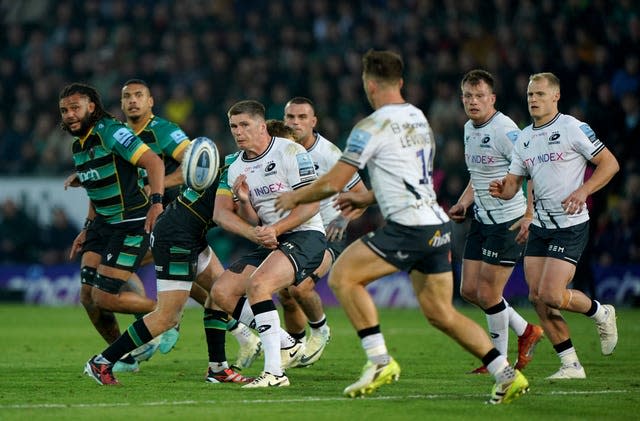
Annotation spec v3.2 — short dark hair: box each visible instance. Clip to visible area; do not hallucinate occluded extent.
[362,49,403,82]
[285,96,315,112]
[123,78,149,88]
[227,100,266,119]
[461,69,495,92]
[266,119,295,140]
[58,82,114,129]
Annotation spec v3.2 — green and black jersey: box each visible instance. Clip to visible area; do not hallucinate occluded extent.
[72,117,151,223]
[131,115,190,204]
[176,177,219,232]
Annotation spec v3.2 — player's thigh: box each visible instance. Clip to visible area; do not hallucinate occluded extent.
[410,270,456,317]
[213,266,254,299]
[249,250,297,294]
[330,239,397,289]
[538,257,576,299]
[476,261,515,296]
[460,258,482,296]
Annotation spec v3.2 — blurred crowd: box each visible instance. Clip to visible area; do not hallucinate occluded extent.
[1,0,638,266]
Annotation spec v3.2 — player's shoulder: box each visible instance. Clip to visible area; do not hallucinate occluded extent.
[223,150,242,166]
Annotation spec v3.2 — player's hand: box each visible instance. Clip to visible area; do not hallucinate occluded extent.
[232,174,251,204]
[488,178,505,198]
[255,225,278,249]
[274,192,298,215]
[69,230,86,260]
[448,203,467,223]
[63,173,81,190]
[509,216,532,244]
[326,214,349,241]
[144,204,163,233]
[561,189,587,215]
[334,190,375,213]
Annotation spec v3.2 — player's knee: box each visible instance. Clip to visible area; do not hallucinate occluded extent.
[538,290,563,309]
[459,285,477,305]
[278,289,297,309]
[426,310,455,333]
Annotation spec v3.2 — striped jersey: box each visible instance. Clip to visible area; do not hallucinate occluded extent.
[72,117,150,223]
[306,133,361,228]
[464,111,526,224]
[508,113,605,228]
[218,136,325,233]
[340,103,449,226]
[131,115,190,204]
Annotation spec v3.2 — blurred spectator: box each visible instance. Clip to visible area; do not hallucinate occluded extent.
[593,198,640,266]
[0,198,41,263]
[39,207,79,265]
[1,0,639,268]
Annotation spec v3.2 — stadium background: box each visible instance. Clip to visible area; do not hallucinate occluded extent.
[0,0,638,306]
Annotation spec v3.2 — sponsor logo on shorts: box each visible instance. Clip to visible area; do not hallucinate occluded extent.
[428,230,451,247]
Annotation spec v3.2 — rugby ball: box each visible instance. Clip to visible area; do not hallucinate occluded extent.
[182,136,220,191]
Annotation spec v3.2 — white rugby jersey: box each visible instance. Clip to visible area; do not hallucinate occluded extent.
[509,113,605,229]
[219,136,325,233]
[464,112,526,224]
[340,103,449,226]
[307,133,361,227]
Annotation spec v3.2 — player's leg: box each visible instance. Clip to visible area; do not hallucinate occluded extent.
[79,251,122,344]
[477,262,543,371]
[525,256,585,379]
[411,269,528,404]
[278,287,307,341]
[287,249,333,366]
[85,286,191,385]
[329,239,402,397]
[244,250,299,381]
[242,231,326,388]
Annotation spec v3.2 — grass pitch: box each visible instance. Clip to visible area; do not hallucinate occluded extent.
[0,304,638,420]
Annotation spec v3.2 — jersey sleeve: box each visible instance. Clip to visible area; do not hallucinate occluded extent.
[285,143,318,190]
[569,122,605,159]
[103,122,150,164]
[340,120,377,169]
[155,119,191,159]
[216,153,240,197]
[508,143,528,176]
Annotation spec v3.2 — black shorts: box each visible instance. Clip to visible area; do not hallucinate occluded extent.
[463,217,524,266]
[524,222,589,266]
[327,236,348,262]
[361,221,452,274]
[229,230,327,285]
[82,215,149,272]
[151,201,209,282]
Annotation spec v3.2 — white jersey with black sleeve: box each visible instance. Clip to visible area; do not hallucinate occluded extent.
[464,111,526,224]
[307,133,362,228]
[222,136,325,234]
[508,113,605,229]
[340,103,449,226]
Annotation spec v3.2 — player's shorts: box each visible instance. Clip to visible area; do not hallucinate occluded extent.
[228,230,327,286]
[525,221,589,266]
[82,215,149,272]
[463,217,524,266]
[327,236,348,262]
[361,221,452,274]
[150,201,209,282]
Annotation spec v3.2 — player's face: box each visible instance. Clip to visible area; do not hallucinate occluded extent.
[59,93,95,136]
[527,78,560,125]
[461,80,496,124]
[228,113,267,154]
[121,83,153,121]
[284,102,317,145]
